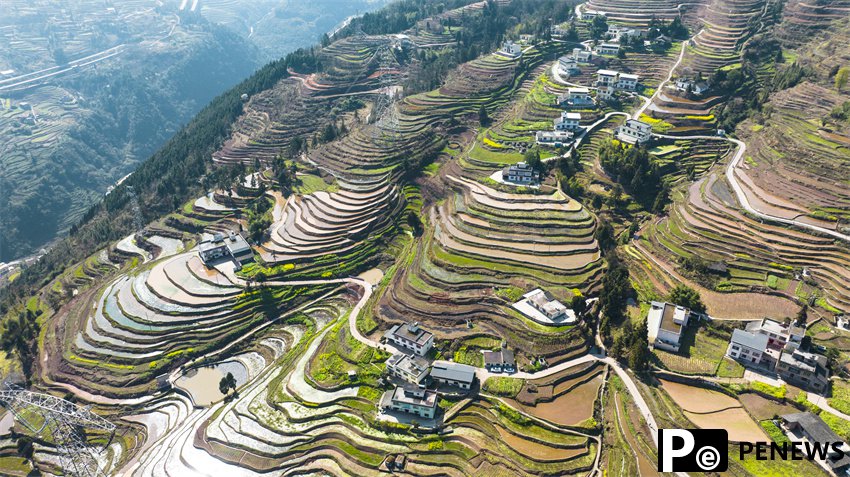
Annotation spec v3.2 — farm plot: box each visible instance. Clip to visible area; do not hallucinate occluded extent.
[736,83,850,220]
[504,362,605,427]
[659,379,767,442]
[43,248,334,397]
[135,310,597,476]
[257,177,403,276]
[375,173,601,364]
[636,170,850,314]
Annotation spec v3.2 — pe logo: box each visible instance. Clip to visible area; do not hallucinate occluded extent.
[658,429,728,472]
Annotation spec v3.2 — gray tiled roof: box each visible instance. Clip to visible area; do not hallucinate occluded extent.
[782,412,850,470]
[430,362,475,383]
[730,329,769,352]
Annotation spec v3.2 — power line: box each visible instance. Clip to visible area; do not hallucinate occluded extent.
[0,384,116,477]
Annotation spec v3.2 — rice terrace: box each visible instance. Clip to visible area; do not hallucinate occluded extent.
[0,0,849,476]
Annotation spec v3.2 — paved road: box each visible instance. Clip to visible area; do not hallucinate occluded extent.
[633,38,690,120]
[604,357,659,446]
[801,391,850,421]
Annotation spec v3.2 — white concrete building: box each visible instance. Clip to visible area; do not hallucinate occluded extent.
[727,329,771,366]
[559,87,594,107]
[745,318,804,350]
[581,9,605,20]
[573,48,593,63]
[616,119,653,145]
[380,385,437,419]
[607,25,642,40]
[386,353,430,384]
[383,322,434,356]
[674,78,709,95]
[597,85,615,101]
[512,289,578,325]
[502,161,540,184]
[535,130,573,147]
[595,43,620,56]
[499,41,522,58]
[198,231,253,265]
[616,73,639,91]
[558,56,580,76]
[596,69,619,88]
[555,111,582,131]
[647,301,690,352]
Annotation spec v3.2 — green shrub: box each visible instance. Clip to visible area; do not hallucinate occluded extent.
[483,377,524,397]
[751,381,786,399]
[760,420,789,444]
[495,402,531,426]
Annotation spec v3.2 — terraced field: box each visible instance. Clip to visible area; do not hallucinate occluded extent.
[9,0,850,475]
[582,0,699,27]
[258,177,403,272]
[686,0,768,73]
[132,334,599,476]
[635,169,850,313]
[737,84,850,225]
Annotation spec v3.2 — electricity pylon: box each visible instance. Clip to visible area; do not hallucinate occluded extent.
[0,385,116,477]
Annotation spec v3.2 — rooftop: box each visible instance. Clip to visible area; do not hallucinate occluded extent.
[597,69,618,76]
[483,349,515,367]
[747,318,804,338]
[730,329,769,352]
[648,301,689,335]
[625,119,652,129]
[563,112,582,120]
[619,73,638,80]
[387,353,429,375]
[225,231,251,255]
[430,361,475,384]
[382,386,437,409]
[385,322,433,346]
[568,87,590,94]
[782,412,850,470]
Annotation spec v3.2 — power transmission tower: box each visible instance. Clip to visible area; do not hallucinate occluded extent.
[0,385,116,477]
[371,43,403,147]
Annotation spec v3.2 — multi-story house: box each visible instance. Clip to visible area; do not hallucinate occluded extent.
[383,322,434,356]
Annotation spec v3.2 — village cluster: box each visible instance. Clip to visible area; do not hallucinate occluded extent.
[375,288,576,423]
[648,301,832,393]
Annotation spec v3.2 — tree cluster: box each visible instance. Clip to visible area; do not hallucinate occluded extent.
[667,284,706,314]
[647,16,688,40]
[598,140,666,212]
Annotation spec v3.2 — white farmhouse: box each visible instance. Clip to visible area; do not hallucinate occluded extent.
[616,73,639,91]
[558,56,580,76]
[512,288,578,325]
[383,322,434,356]
[573,48,593,63]
[380,385,438,419]
[535,130,573,147]
[499,41,522,58]
[616,119,653,145]
[596,69,619,88]
[555,111,582,131]
[647,301,690,352]
[559,87,594,107]
[502,161,540,184]
[595,43,620,56]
